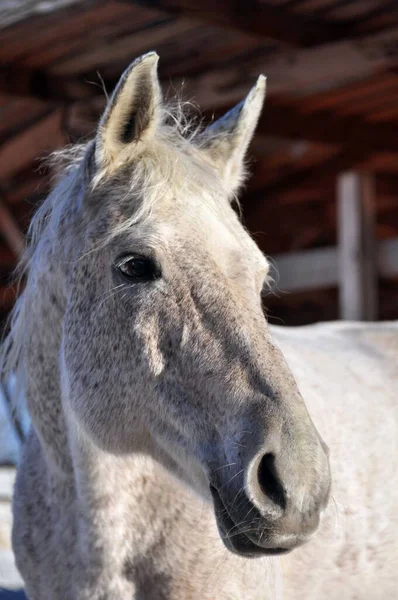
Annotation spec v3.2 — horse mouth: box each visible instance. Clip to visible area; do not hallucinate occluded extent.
[209,485,291,558]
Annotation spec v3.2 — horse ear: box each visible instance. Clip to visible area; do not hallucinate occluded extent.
[201,75,266,197]
[95,52,161,170]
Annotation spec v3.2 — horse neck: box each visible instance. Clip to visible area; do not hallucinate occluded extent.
[23,252,72,475]
[70,432,160,551]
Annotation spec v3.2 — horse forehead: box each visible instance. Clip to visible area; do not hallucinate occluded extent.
[150,200,266,273]
[199,207,257,265]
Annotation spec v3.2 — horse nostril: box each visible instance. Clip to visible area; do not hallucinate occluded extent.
[257,453,286,510]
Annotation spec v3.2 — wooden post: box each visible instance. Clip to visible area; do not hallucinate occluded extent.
[337,172,377,321]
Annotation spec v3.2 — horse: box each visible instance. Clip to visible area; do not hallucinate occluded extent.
[2,52,396,599]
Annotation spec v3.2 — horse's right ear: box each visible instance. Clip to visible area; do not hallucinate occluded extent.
[95,52,161,171]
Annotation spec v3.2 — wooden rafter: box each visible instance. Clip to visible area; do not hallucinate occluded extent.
[164,27,398,105]
[3,73,398,160]
[244,146,372,208]
[129,0,354,47]
[244,148,370,227]
[0,65,96,102]
[0,110,65,179]
[2,14,397,106]
[0,106,55,147]
[0,284,20,312]
[257,99,398,154]
[0,247,19,269]
[0,194,24,258]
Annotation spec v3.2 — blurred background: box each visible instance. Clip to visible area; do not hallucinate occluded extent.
[0,0,398,594]
[1,0,398,329]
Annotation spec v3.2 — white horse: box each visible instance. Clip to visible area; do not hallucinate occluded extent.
[2,53,397,599]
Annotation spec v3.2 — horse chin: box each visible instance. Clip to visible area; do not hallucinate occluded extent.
[210,485,292,559]
[221,532,291,559]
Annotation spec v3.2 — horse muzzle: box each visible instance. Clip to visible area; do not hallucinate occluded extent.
[210,484,320,558]
[209,442,331,558]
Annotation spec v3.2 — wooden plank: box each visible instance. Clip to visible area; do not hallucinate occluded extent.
[0,98,50,138]
[271,236,398,293]
[0,0,80,30]
[0,1,147,62]
[334,84,398,117]
[2,168,47,206]
[52,18,196,75]
[1,29,398,146]
[246,148,369,219]
[7,88,392,160]
[271,246,338,293]
[0,18,397,110]
[129,0,351,47]
[296,73,398,113]
[0,106,54,148]
[0,199,24,258]
[256,99,398,154]
[337,172,377,320]
[21,6,160,68]
[250,147,341,193]
[351,1,398,34]
[168,27,398,110]
[0,110,65,180]
[0,285,19,311]
[249,141,335,191]
[0,247,18,270]
[360,151,398,172]
[0,66,96,102]
[245,173,398,212]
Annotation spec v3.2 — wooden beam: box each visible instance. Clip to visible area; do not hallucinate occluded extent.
[270,237,398,293]
[271,246,338,293]
[245,148,369,219]
[246,164,398,226]
[0,198,24,259]
[337,172,377,321]
[166,28,398,110]
[243,174,398,214]
[0,106,54,148]
[244,136,398,218]
[0,284,20,311]
[52,18,196,76]
[0,110,65,180]
[258,99,398,154]
[0,246,18,270]
[2,25,398,107]
[1,165,48,205]
[129,0,350,47]
[0,1,143,63]
[0,65,96,102]
[19,88,396,160]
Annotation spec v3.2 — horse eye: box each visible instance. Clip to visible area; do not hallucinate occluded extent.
[116,255,160,282]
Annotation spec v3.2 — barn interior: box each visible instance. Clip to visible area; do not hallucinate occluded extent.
[0,0,398,331]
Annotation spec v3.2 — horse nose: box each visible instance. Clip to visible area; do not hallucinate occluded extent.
[248,443,330,531]
[209,430,330,556]
[257,453,286,511]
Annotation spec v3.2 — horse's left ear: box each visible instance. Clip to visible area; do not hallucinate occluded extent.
[95,52,162,170]
[200,75,266,197]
